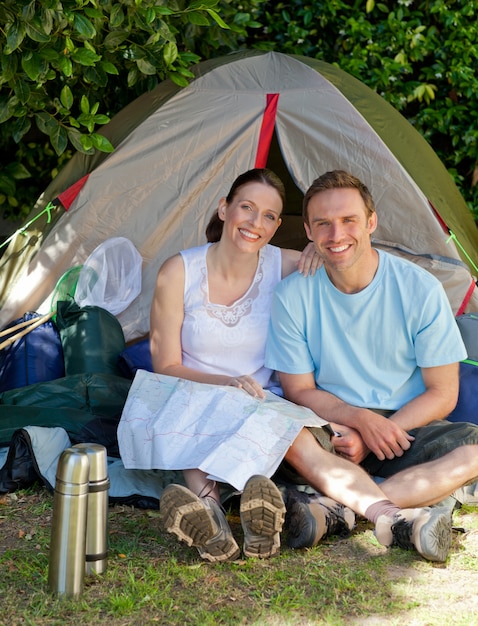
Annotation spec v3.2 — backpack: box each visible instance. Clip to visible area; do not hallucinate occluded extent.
[0,312,65,392]
[447,313,478,425]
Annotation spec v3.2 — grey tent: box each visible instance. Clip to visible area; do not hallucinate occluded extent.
[1,50,477,341]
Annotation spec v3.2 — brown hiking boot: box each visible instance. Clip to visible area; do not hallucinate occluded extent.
[161,484,240,562]
[285,489,355,549]
[240,475,286,558]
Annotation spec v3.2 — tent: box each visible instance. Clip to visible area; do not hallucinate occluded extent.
[1,50,478,341]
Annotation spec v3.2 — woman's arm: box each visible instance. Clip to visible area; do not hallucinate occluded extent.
[149,254,265,397]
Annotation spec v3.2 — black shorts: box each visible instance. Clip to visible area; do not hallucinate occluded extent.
[361,419,478,478]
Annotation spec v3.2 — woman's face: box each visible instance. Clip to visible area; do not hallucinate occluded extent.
[219,182,282,252]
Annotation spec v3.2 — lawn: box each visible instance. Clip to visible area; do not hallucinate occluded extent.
[1,486,477,625]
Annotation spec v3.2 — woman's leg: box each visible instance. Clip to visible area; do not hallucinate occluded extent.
[183,468,221,502]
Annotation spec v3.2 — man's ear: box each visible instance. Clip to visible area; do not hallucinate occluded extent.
[367,211,378,234]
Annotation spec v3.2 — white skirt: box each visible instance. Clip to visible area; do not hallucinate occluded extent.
[117,369,328,491]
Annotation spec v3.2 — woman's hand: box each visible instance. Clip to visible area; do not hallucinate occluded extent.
[297,242,322,276]
[227,375,266,399]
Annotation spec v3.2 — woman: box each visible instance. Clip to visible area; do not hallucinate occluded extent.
[148,168,324,562]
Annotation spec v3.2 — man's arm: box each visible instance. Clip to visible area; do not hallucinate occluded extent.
[389,362,460,430]
[279,371,414,463]
[280,362,460,463]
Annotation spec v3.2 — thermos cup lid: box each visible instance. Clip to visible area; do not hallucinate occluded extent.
[73,443,108,483]
[55,448,90,496]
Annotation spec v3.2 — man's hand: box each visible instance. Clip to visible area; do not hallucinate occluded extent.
[352,410,415,461]
[331,425,370,464]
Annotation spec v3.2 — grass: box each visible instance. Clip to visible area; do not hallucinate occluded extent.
[0,486,477,625]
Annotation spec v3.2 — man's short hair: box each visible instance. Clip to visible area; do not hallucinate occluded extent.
[303,170,376,224]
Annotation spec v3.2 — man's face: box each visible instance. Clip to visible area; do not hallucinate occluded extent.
[304,187,377,273]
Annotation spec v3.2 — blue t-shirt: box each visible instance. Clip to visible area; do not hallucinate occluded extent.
[265,249,467,411]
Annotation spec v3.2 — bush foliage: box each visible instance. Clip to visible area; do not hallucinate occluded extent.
[1,0,477,221]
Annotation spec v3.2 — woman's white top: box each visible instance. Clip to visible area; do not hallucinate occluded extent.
[180,243,282,388]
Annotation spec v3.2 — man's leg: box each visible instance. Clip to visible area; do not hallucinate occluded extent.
[379,445,478,508]
[285,428,393,517]
[285,428,453,562]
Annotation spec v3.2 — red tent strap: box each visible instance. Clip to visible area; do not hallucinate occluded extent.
[428,199,450,234]
[57,174,90,210]
[255,94,279,168]
[456,279,477,317]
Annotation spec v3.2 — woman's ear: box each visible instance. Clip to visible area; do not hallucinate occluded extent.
[218,198,227,221]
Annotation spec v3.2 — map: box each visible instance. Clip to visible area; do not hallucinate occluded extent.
[117,369,329,490]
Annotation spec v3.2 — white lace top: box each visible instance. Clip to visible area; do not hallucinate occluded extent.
[180,243,282,388]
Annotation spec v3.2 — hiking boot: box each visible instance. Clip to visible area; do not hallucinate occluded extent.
[374,507,452,563]
[240,475,286,558]
[160,484,240,563]
[285,489,355,549]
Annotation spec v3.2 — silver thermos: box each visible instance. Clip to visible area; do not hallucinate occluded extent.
[73,443,110,576]
[48,447,90,598]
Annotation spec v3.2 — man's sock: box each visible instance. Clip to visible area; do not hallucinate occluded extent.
[365,500,401,524]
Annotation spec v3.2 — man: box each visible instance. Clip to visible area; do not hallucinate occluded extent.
[266,170,478,560]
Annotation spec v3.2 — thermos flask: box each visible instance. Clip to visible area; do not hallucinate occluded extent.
[73,443,110,576]
[48,447,89,598]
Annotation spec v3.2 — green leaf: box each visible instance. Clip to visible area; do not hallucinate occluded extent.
[50,124,68,155]
[21,52,44,81]
[68,116,81,129]
[57,54,73,77]
[366,0,375,13]
[67,128,85,151]
[65,36,76,53]
[80,95,90,114]
[187,12,210,26]
[12,116,31,144]
[73,13,97,39]
[145,7,156,24]
[154,6,175,15]
[60,85,73,110]
[2,53,19,82]
[136,58,157,75]
[21,1,36,21]
[163,41,178,66]
[35,111,56,135]
[13,78,30,105]
[84,7,103,19]
[104,31,129,50]
[109,5,125,28]
[127,67,139,87]
[8,161,31,179]
[80,134,94,152]
[0,97,19,124]
[5,21,26,54]
[168,71,190,87]
[84,65,108,87]
[100,61,119,75]
[25,20,51,43]
[91,133,114,152]
[0,175,16,196]
[92,114,110,125]
[205,9,229,29]
[71,48,102,66]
